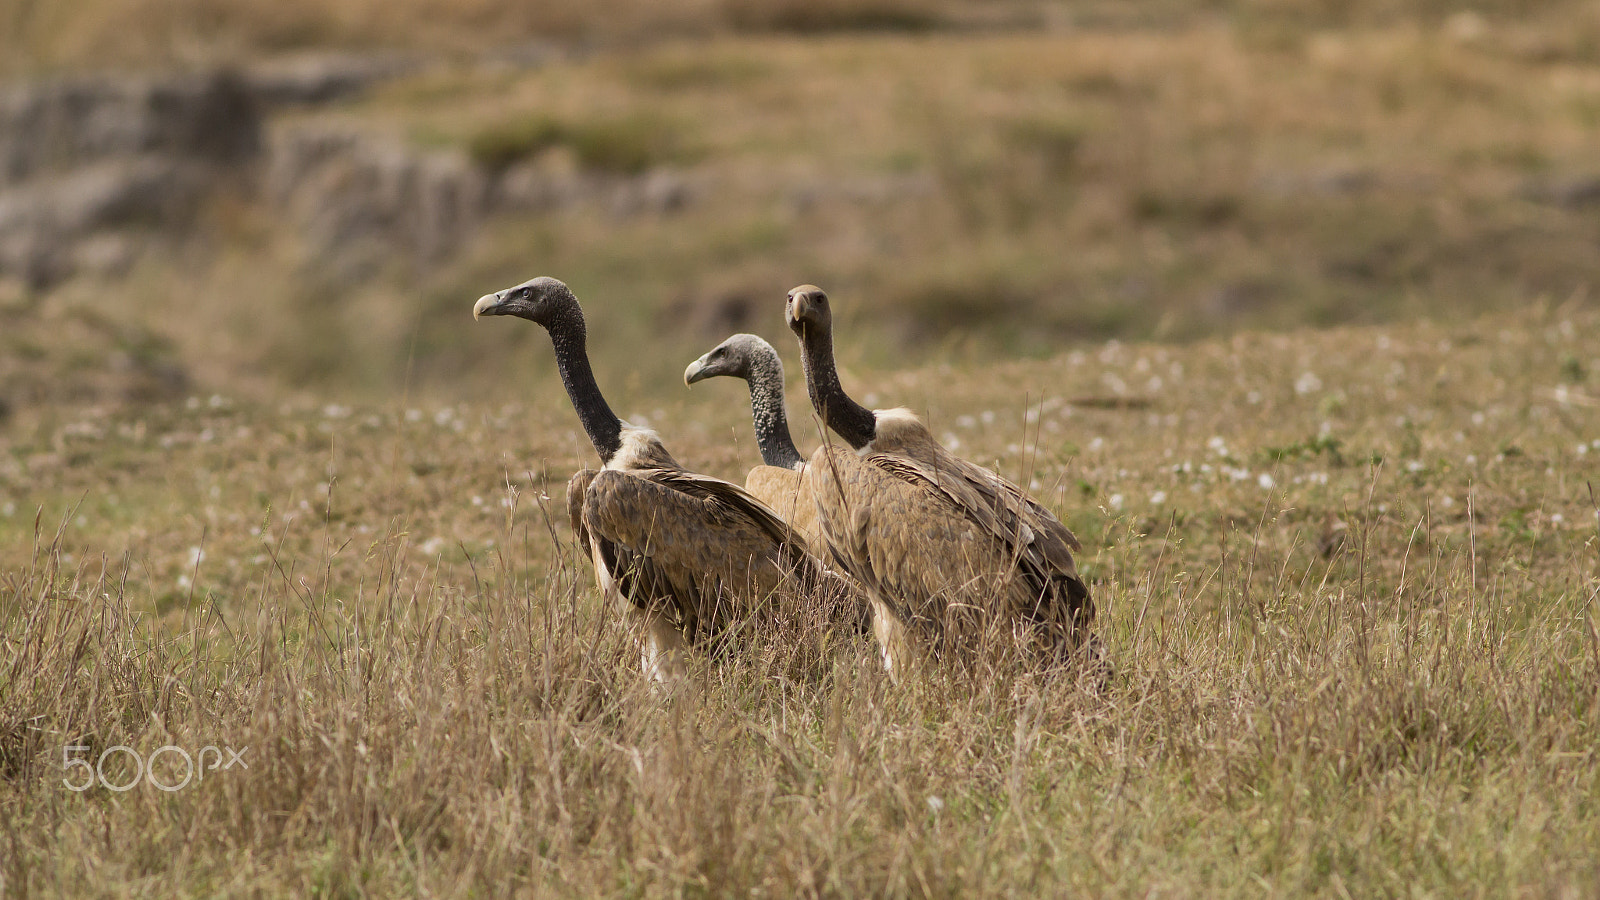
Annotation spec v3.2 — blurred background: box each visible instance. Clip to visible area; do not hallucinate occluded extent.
[3,0,1599,415]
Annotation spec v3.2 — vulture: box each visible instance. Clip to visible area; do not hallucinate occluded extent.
[783,284,1100,679]
[473,277,833,681]
[682,333,819,545]
[684,333,871,635]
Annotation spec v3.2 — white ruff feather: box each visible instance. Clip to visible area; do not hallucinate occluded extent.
[607,425,664,470]
[863,407,924,454]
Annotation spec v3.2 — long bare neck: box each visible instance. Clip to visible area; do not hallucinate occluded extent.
[796,321,877,450]
[546,306,623,463]
[745,351,804,470]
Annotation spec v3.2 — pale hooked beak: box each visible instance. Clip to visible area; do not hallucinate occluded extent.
[785,284,823,327]
[683,354,711,386]
[472,292,502,320]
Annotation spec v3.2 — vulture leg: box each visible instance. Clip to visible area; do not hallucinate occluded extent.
[631,602,691,684]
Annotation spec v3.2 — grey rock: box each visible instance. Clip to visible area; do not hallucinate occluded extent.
[268,127,489,280]
[243,53,416,108]
[0,157,207,288]
[0,70,261,186]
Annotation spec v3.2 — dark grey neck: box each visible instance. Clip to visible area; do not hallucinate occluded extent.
[546,307,623,463]
[796,323,877,450]
[745,352,804,470]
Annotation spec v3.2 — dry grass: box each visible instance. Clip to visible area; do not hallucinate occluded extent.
[4,6,1600,893]
[3,302,1597,895]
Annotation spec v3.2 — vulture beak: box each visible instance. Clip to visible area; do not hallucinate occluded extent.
[472,291,504,320]
[785,284,823,328]
[684,354,712,387]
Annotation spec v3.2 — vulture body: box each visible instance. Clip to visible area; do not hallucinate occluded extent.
[784,285,1100,679]
[474,277,831,681]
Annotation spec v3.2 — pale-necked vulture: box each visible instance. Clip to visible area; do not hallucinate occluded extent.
[684,333,871,636]
[783,284,1100,679]
[473,277,833,681]
[683,333,819,544]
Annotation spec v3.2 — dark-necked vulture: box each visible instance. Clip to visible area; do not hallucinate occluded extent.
[473,276,832,681]
[783,284,1101,680]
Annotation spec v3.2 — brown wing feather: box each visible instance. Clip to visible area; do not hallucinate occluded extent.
[809,435,1093,666]
[581,467,827,646]
[567,468,598,549]
[873,449,1091,627]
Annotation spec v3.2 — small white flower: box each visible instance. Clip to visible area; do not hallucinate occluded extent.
[1108,493,1125,511]
[1294,372,1322,395]
[1257,473,1275,489]
[1551,513,1565,525]
[1150,491,1167,505]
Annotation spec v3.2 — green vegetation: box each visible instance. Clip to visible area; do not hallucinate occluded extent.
[467,112,698,175]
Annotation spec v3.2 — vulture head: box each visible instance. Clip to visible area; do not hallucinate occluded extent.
[473,276,580,327]
[683,333,778,387]
[785,285,832,341]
